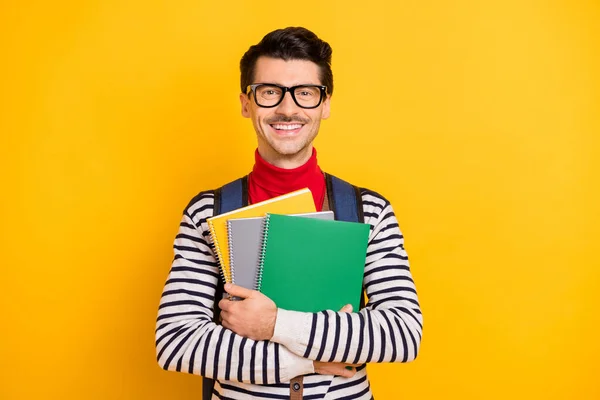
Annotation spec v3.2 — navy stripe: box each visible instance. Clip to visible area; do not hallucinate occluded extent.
[189,202,214,220]
[315,311,329,360]
[397,317,410,362]
[405,318,419,359]
[367,290,420,309]
[169,266,219,278]
[174,244,208,253]
[262,341,268,384]
[303,313,318,358]
[328,312,342,362]
[363,211,379,219]
[250,341,257,384]
[156,311,206,326]
[361,200,385,210]
[179,221,196,230]
[352,312,365,364]
[397,306,424,329]
[366,311,375,362]
[160,322,200,367]
[224,332,234,380]
[158,299,209,310]
[274,344,280,383]
[345,384,371,400]
[329,373,368,392]
[173,254,219,267]
[369,234,403,245]
[378,325,386,362]
[341,312,353,363]
[175,233,208,244]
[212,328,226,379]
[218,383,289,399]
[366,253,409,266]
[161,288,215,303]
[304,394,328,400]
[368,275,413,287]
[377,222,400,233]
[156,324,186,347]
[156,310,206,322]
[199,329,214,376]
[187,330,203,374]
[165,278,216,290]
[367,245,403,258]
[363,264,410,278]
[381,311,398,362]
[237,337,247,381]
[368,293,417,309]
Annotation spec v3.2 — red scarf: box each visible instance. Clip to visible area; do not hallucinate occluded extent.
[248,148,325,211]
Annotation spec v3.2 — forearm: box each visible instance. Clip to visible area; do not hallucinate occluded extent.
[271,303,422,364]
[156,208,313,383]
[156,312,313,383]
[271,194,423,364]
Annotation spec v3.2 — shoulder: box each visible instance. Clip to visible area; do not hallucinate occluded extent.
[183,189,216,228]
[326,173,395,224]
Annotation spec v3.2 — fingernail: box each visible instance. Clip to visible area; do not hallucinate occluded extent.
[224,283,231,290]
[345,366,353,371]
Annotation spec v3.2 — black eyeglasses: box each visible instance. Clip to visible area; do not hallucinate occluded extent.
[246,83,327,109]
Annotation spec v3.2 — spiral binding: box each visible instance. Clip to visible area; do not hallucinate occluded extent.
[208,220,229,284]
[255,213,271,292]
[227,220,235,285]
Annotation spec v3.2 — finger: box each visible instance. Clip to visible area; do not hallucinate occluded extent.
[221,318,231,331]
[224,283,254,299]
[219,310,230,323]
[218,298,233,311]
[340,367,356,378]
[338,304,353,313]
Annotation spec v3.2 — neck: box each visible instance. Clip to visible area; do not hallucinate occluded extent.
[256,144,314,169]
[247,147,326,211]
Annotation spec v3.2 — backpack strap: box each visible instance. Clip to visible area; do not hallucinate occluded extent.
[325,173,364,223]
[203,176,248,400]
[325,173,366,310]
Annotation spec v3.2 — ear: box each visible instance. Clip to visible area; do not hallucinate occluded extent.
[321,95,331,120]
[240,93,251,118]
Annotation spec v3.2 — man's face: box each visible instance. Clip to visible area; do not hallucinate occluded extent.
[240,56,331,167]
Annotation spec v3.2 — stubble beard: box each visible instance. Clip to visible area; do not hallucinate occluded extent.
[263,123,319,158]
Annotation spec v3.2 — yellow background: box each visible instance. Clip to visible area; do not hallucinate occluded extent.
[1,1,599,399]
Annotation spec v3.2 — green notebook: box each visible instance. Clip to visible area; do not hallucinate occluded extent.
[257,213,370,312]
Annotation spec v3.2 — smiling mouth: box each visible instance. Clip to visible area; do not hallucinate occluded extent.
[270,123,303,131]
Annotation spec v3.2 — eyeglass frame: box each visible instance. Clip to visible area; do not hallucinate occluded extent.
[245,83,328,109]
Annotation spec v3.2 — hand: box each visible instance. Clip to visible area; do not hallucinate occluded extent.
[313,304,356,377]
[313,361,359,378]
[219,283,277,341]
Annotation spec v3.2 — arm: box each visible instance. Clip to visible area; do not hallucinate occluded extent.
[155,192,313,384]
[270,190,423,364]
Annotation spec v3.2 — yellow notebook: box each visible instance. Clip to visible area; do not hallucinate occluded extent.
[207,188,315,283]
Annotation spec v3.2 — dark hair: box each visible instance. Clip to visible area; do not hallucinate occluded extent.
[240,27,333,95]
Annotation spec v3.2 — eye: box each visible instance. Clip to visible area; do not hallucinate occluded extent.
[258,86,282,98]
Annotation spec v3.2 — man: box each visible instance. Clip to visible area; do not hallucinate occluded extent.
[156,27,422,399]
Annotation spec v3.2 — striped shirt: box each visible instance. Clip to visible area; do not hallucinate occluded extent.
[156,187,423,399]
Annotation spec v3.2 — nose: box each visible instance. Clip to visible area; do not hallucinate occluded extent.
[275,90,299,115]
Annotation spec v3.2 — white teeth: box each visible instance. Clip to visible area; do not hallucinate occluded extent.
[272,124,302,130]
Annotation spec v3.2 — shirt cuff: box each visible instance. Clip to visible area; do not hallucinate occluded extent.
[278,346,314,382]
[271,308,312,355]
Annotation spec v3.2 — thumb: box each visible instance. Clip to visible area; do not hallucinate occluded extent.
[339,304,353,313]
[225,283,254,299]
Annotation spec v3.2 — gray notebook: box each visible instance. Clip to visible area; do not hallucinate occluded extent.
[227,211,334,291]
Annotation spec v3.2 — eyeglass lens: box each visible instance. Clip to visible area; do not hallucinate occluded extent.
[254,85,322,108]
